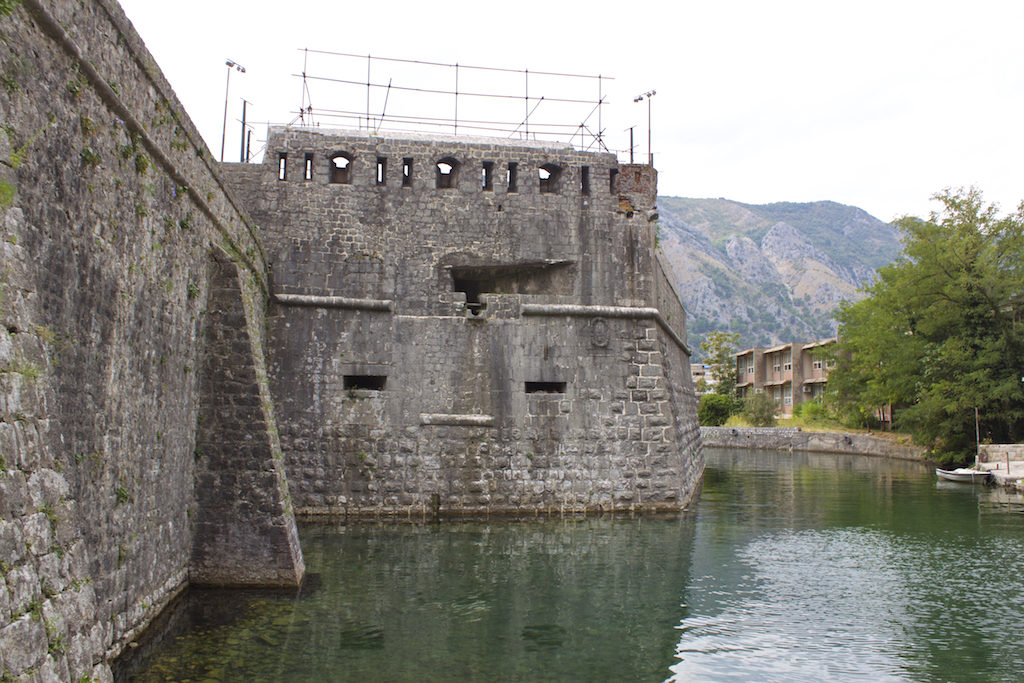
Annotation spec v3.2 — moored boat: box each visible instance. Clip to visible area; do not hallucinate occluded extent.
[935,468,992,483]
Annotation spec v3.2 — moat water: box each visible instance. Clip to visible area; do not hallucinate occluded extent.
[118,448,1024,682]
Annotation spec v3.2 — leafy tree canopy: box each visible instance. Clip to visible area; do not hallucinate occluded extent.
[830,188,1024,461]
[698,393,733,426]
[700,331,740,398]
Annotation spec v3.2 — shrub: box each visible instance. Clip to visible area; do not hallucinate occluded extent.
[698,393,734,426]
[743,392,777,427]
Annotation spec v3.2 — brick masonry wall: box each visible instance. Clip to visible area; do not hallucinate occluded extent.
[701,427,925,460]
[0,1,302,679]
[223,128,703,517]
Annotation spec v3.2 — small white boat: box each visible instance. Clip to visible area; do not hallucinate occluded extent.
[935,468,991,483]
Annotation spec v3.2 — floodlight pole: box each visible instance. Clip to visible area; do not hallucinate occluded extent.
[634,90,656,165]
[221,59,245,162]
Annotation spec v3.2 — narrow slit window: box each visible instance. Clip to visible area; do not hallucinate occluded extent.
[402,158,413,187]
[376,157,387,185]
[344,375,387,391]
[304,153,313,181]
[482,161,494,191]
[609,168,619,194]
[277,153,287,181]
[525,381,566,394]
[507,162,518,193]
[581,166,590,195]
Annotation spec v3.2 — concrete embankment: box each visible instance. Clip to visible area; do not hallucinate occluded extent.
[700,426,925,460]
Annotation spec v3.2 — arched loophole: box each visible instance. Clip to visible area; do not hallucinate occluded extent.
[539,163,561,193]
[436,157,459,189]
[330,153,353,184]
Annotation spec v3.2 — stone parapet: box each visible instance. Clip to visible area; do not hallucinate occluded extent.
[701,427,925,460]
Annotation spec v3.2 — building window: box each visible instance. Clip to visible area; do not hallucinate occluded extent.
[376,157,387,185]
[304,153,313,181]
[277,153,287,181]
[507,162,518,193]
[783,350,792,371]
[784,385,792,405]
[609,168,619,194]
[581,165,590,195]
[813,359,823,370]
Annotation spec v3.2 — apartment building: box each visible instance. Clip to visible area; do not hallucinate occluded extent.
[734,338,837,416]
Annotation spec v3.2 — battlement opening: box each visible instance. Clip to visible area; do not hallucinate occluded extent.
[436,158,459,189]
[539,164,561,194]
[330,153,353,184]
[344,375,387,391]
[402,158,413,187]
[609,168,619,194]
[452,275,494,316]
[482,161,494,191]
[525,381,566,394]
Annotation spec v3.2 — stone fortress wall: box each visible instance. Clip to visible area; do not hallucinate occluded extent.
[222,128,704,517]
[0,1,302,680]
[0,0,703,678]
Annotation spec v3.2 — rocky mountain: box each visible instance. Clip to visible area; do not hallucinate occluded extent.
[656,197,901,358]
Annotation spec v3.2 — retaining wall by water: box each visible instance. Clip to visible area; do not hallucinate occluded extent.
[0,1,303,680]
[700,427,925,460]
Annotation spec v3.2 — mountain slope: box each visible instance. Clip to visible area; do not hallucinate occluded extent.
[657,197,900,358]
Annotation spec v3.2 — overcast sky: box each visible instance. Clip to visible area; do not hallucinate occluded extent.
[116,0,1023,222]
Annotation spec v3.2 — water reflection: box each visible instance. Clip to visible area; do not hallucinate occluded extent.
[119,448,1024,682]
[119,517,697,682]
[671,448,1024,682]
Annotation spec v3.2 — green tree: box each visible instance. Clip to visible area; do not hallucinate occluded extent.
[743,392,777,427]
[831,188,1024,461]
[698,393,733,426]
[700,331,740,398]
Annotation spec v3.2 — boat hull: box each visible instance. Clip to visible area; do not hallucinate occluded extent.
[935,468,991,483]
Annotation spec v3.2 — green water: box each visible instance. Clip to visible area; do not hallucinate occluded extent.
[118,448,1024,682]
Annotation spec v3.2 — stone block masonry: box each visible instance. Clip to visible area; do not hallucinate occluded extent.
[0,0,302,679]
[223,128,704,518]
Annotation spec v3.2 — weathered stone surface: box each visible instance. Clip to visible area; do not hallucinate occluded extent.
[223,128,704,517]
[0,615,47,675]
[1,0,302,675]
[700,426,925,460]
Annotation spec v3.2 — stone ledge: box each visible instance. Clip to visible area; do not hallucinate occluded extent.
[419,413,495,427]
[700,426,924,460]
[521,304,690,354]
[274,293,393,311]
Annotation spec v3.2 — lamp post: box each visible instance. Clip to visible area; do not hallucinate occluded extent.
[633,90,656,165]
[221,59,245,162]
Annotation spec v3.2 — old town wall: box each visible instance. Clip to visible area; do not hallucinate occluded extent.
[0,1,302,679]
